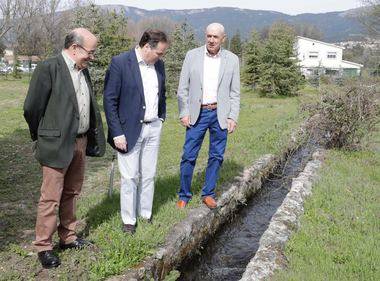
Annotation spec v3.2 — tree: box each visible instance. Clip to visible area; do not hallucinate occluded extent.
[1,0,74,77]
[222,36,229,50]
[242,30,262,88]
[0,0,17,40]
[257,22,303,97]
[15,1,45,57]
[0,40,5,55]
[73,2,132,94]
[12,57,21,78]
[127,16,176,42]
[260,26,270,40]
[164,21,198,97]
[39,0,74,57]
[6,0,47,78]
[293,23,324,40]
[358,0,380,37]
[229,30,242,58]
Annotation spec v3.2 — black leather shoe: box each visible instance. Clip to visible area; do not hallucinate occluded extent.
[122,224,136,235]
[38,250,60,269]
[59,238,92,250]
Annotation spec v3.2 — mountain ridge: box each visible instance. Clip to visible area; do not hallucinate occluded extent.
[98,5,365,42]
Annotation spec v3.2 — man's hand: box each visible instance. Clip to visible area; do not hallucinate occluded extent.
[227,119,237,134]
[180,116,191,128]
[114,135,127,151]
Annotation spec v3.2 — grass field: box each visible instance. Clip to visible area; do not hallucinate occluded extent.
[273,129,380,280]
[0,77,304,280]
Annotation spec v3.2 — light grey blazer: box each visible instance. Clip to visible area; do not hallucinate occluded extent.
[177,46,240,129]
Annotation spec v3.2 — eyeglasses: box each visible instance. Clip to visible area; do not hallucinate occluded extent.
[76,44,96,57]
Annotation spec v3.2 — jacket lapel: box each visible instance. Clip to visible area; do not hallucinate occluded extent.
[154,62,163,94]
[199,46,205,87]
[217,49,227,88]
[129,50,145,104]
[83,69,95,108]
[83,69,96,127]
[83,69,93,97]
[57,54,79,114]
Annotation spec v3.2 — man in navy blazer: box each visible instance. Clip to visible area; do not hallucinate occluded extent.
[104,29,168,234]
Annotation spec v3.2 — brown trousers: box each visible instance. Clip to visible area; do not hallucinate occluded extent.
[34,137,87,252]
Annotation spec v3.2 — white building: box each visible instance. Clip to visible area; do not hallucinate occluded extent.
[2,49,40,67]
[295,36,363,77]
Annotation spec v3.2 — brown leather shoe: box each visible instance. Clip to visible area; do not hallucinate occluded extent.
[176,200,187,209]
[202,196,217,209]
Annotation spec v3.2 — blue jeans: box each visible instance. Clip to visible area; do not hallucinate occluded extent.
[179,109,228,202]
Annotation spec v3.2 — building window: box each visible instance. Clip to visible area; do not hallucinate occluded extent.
[309,51,319,59]
[325,69,339,76]
[327,52,337,59]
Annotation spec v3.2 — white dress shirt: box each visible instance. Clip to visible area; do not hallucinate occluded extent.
[202,48,221,104]
[114,48,160,142]
[135,47,159,121]
[61,50,90,134]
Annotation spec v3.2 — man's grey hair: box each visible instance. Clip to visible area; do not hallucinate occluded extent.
[206,23,226,35]
[64,31,84,49]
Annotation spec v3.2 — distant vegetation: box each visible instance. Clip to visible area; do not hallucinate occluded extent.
[0,0,378,96]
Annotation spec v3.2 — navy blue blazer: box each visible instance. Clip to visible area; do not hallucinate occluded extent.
[103,49,166,153]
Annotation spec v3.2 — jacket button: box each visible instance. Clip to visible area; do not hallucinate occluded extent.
[140,120,143,123]
[143,106,146,109]
[198,99,201,103]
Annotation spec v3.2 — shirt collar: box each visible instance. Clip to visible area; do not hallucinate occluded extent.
[61,50,78,71]
[205,46,222,58]
[135,46,144,64]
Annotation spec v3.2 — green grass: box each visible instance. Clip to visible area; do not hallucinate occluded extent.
[273,130,380,281]
[0,78,303,280]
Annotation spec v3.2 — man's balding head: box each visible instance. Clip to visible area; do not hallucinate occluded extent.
[205,22,226,55]
[64,28,97,50]
[63,28,97,69]
[205,23,225,36]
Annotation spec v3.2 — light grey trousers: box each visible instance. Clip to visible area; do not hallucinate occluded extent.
[118,120,163,225]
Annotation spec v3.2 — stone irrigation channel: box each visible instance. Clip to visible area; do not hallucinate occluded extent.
[108,128,325,281]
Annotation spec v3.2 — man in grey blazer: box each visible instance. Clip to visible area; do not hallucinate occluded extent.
[177,23,240,209]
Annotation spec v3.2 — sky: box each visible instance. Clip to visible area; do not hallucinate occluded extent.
[93,0,362,15]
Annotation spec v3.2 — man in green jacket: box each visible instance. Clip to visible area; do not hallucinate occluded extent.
[23,28,105,269]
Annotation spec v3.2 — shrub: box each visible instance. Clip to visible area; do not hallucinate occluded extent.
[303,79,380,150]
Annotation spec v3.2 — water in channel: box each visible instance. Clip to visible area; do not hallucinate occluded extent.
[177,142,317,281]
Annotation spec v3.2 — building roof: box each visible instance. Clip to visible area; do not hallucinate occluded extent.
[17,55,40,62]
[341,60,364,68]
[3,49,40,64]
[297,36,345,50]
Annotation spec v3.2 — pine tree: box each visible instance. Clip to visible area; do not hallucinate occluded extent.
[222,37,229,50]
[12,57,22,79]
[164,22,198,97]
[229,30,242,58]
[242,30,262,88]
[73,4,132,95]
[257,22,303,97]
